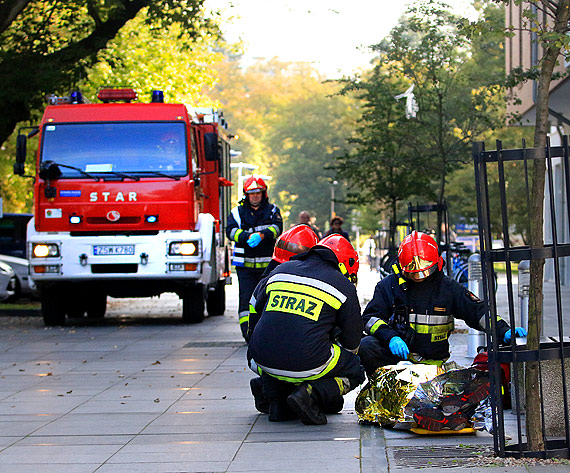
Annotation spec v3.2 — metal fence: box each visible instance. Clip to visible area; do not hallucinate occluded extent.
[473,138,570,459]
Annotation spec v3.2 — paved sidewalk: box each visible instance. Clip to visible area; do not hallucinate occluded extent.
[0,265,566,472]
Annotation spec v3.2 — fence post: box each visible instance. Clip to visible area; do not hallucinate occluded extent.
[518,260,530,335]
[467,253,486,358]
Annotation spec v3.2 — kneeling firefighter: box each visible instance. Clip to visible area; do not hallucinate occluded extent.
[359,231,527,376]
[248,234,365,425]
[247,224,320,416]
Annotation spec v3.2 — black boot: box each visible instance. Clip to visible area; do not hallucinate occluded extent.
[268,397,296,422]
[250,377,269,414]
[240,323,249,343]
[287,382,327,425]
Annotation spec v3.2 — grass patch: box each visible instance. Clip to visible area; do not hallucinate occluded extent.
[0,301,40,310]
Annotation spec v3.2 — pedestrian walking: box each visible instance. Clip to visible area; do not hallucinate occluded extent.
[323,216,350,241]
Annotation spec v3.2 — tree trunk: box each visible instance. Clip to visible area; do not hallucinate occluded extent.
[525,0,570,452]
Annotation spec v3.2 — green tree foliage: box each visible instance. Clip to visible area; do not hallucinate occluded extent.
[0,0,218,147]
[0,0,223,212]
[336,0,507,245]
[446,127,535,243]
[210,59,359,231]
[335,65,430,251]
[378,1,505,203]
[80,11,230,105]
[266,78,358,232]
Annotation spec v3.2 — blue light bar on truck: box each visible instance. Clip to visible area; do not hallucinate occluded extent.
[151,90,164,103]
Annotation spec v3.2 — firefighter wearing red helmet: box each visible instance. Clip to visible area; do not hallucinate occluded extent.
[261,224,319,276]
[359,231,526,376]
[247,234,364,425]
[247,224,319,416]
[226,175,283,341]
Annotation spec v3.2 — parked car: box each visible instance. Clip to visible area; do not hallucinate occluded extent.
[0,254,37,301]
[0,260,16,301]
[0,213,32,259]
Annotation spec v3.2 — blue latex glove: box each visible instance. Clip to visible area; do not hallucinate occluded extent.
[389,336,409,359]
[247,233,262,248]
[504,327,527,343]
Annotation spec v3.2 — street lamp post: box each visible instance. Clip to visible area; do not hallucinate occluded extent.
[330,180,338,223]
[231,162,259,200]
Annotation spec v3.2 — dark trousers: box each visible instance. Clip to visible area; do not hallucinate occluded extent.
[236,266,265,339]
[259,348,365,413]
[359,335,401,376]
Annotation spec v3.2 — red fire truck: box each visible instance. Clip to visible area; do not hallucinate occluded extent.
[14,88,233,326]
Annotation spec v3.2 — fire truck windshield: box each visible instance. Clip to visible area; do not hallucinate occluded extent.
[40,122,188,178]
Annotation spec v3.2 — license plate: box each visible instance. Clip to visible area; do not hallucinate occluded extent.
[93,245,135,256]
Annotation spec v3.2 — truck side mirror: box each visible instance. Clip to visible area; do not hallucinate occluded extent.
[204,133,219,161]
[14,134,27,175]
[39,161,62,181]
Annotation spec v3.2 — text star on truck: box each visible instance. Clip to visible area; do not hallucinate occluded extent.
[14,88,234,326]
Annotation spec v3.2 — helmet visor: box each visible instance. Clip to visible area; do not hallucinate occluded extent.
[402,255,434,272]
[401,256,437,281]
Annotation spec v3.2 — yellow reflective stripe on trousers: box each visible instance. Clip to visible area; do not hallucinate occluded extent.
[256,345,342,383]
[266,281,342,310]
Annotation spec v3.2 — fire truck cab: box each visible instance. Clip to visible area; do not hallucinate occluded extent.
[14,88,233,326]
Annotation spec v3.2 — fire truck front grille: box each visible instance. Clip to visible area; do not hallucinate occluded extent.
[86,217,141,224]
[91,264,138,274]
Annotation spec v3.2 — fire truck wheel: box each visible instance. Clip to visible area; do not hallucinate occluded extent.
[65,291,87,318]
[41,287,66,326]
[87,293,107,319]
[206,281,226,316]
[182,283,205,323]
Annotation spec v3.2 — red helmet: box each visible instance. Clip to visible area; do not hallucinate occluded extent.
[273,225,319,264]
[243,175,267,194]
[316,234,359,283]
[398,231,443,281]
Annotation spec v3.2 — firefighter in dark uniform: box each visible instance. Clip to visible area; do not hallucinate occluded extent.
[227,175,282,341]
[247,224,319,416]
[359,231,527,376]
[248,234,365,425]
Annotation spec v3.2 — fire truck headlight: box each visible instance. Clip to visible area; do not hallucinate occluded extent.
[32,243,60,258]
[69,215,82,224]
[169,241,198,256]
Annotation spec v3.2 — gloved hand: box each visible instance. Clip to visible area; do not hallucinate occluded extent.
[504,327,527,343]
[389,336,409,359]
[247,233,262,248]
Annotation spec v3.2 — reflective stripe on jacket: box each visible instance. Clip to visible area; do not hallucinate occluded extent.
[226,199,282,268]
[248,250,362,373]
